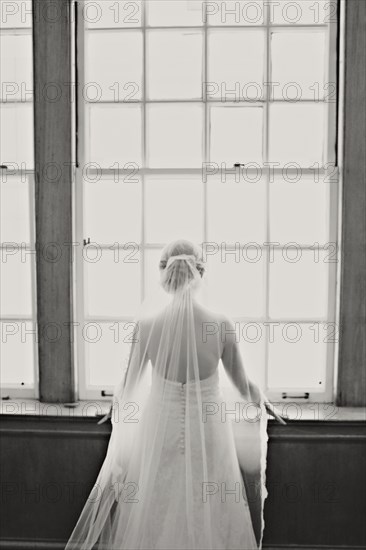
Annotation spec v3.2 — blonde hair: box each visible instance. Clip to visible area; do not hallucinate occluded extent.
[159,240,205,293]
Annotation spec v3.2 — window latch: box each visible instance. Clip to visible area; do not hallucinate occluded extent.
[83,237,91,246]
[282,392,310,400]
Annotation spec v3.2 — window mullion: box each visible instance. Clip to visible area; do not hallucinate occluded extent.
[32,0,75,403]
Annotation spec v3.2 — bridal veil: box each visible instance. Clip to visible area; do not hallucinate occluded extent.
[65,242,269,550]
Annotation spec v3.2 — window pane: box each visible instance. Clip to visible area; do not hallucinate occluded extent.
[0,321,35,385]
[269,0,337,25]
[146,104,203,168]
[204,248,265,318]
[207,173,266,243]
[84,0,142,28]
[0,103,34,169]
[0,0,33,28]
[85,321,133,387]
[83,177,142,245]
[210,106,263,166]
[269,103,324,167]
[147,30,203,100]
[267,323,328,390]
[1,177,31,244]
[146,0,204,26]
[0,248,33,316]
[207,29,265,101]
[0,34,33,101]
[218,321,266,389]
[85,247,141,317]
[271,31,326,101]
[87,104,142,167]
[270,175,329,245]
[144,248,164,300]
[206,0,265,26]
[238,322,266,388]
[269,249,329,319]
[145,175,203,244]
[85,31,143,102]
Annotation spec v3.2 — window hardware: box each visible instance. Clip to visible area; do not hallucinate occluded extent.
[282,392,310,400]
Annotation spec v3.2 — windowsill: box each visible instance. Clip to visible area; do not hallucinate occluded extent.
[1,398,365,422]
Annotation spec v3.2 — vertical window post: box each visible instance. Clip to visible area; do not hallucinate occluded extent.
[337,0,366,406]
[32,0,75,402]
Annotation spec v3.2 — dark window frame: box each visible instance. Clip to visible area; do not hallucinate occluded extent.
[336,0,366,406]
[33,0,75,402]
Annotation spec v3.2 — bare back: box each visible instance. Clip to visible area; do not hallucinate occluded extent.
[144,300,225,383]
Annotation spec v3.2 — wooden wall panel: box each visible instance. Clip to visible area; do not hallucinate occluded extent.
[0,417,365,549]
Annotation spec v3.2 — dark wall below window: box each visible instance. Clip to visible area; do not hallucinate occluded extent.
[0,416,365,549]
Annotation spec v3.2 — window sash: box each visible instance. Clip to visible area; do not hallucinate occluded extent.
[0,172,38,398]
[75,0,339,402]
[0,13,37,397]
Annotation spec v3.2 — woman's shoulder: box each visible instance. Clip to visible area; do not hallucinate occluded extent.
[137,306,168,333]
[194,302,232,327]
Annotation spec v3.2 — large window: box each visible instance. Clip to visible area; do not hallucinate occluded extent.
[0,0,37,398]
[76,0,339,401]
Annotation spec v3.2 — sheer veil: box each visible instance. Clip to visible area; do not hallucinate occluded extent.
[65,241,269,550]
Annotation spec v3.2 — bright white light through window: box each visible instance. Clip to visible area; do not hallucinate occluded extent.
[0,0,36,395]
[77,0,339,401]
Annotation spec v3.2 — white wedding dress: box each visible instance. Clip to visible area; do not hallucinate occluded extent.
[65,255,268,550]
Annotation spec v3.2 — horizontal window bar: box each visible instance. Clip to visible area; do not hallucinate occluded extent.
[85,24,331,32]
[83,316,333,324]
[81,243,338,250]
[0,316,35,321]
[83,98,336,105]
[0,99,34,104]
[0,28,33,35]
[79,167,340,176]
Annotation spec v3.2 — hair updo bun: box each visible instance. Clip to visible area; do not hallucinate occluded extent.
[159,240,205,294]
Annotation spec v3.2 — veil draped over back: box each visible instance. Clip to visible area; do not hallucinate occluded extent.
[65,253,269,550]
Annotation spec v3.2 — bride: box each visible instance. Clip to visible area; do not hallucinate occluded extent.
[65,239,284,550]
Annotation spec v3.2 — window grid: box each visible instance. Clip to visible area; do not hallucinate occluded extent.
[0,0,38,397]
[0,173,38,398]
[76,0,339,401]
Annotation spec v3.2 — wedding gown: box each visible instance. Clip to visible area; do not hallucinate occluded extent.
[65,255,268,550]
